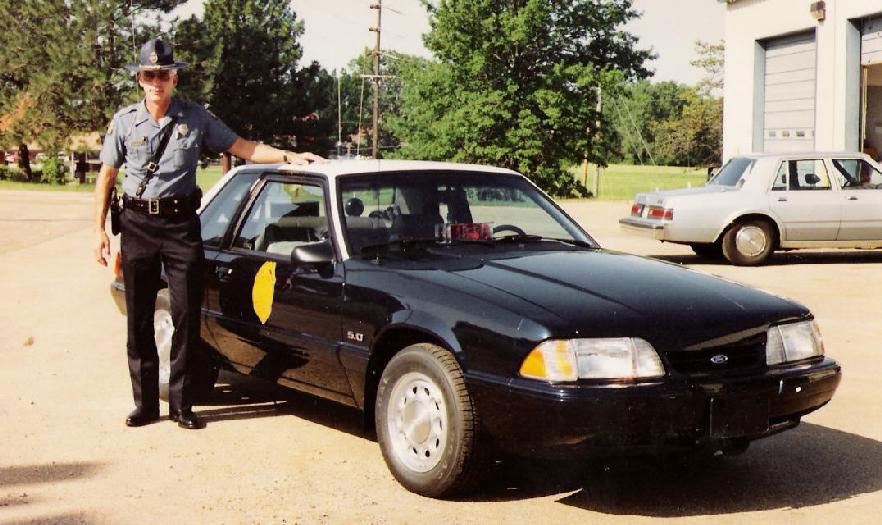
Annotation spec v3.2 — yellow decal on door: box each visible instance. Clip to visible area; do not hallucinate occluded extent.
[252,261,277,324]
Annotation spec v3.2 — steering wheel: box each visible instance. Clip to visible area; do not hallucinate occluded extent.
[492,224,526,237]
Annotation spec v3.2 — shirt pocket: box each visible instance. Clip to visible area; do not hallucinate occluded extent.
[126,142,149,170]
[173,133,200,170]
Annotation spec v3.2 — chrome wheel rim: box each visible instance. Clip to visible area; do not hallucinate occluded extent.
[735,225,766,257]
[386,371,448,473]
[154,309,173,385]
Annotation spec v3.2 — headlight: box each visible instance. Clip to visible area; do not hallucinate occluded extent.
[766,320,825,365]
[519,338,665,382]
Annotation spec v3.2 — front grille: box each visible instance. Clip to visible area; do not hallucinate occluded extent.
[666,335,766,376]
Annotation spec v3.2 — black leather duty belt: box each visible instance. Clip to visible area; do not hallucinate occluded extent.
[123,193,198,216]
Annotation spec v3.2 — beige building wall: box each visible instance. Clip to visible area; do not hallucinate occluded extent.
[722,0,882,160]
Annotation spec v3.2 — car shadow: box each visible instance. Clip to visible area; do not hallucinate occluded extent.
[192,370,367,439]
[653,250,882,266]
[464,423,882,515]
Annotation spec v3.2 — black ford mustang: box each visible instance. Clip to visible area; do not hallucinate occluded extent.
[110,159,841,497]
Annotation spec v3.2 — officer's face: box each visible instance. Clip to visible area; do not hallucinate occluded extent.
[138,69,177,104]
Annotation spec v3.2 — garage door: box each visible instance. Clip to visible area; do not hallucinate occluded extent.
[763,32,816,153]
[864,16,882,65]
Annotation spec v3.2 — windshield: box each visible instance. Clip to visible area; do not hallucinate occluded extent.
[709,157,756,187]
[338,171,592,255]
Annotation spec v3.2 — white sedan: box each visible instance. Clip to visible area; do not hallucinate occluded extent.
[620,152,882,265]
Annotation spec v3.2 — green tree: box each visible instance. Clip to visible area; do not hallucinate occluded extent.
[387,0,651,196]
[0,0,184,179]
[334,50,433,156]
[652,90,723,167]
[174,0,333,154]
[608,80,691,164]
[691,40,725,98]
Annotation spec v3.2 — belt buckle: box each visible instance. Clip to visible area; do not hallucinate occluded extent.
[148,199,160,214]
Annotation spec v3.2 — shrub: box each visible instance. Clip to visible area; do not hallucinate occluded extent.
[40,155,64,185]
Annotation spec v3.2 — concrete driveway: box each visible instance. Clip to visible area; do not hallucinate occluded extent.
[0,190,879,524]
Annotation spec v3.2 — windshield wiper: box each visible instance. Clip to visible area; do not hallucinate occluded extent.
[492,234,596,248]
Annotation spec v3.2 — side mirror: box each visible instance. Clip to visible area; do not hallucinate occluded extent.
[804,173,821,185]
[292,239,334,264]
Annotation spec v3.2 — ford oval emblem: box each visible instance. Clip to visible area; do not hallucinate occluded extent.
[710,354,729,365]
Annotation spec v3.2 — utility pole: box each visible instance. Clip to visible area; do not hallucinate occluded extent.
[369,1,382,159]
[337,71,342,158]
[592,85,602,197]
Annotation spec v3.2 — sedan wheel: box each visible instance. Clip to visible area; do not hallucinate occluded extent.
[722,219,774,266]
[376,343,486,498]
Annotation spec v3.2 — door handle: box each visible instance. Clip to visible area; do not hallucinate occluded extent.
[215,266,233,282]
[777,197,788,202]
[848,196,859,201]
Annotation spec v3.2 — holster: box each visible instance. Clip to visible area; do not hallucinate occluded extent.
[109,187,122,236]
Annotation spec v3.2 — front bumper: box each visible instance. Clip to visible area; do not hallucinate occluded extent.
[468,358,841,456]
[619,217,666,240]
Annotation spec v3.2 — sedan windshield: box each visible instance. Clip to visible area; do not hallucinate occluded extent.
[709,157,756,187]
[338,171,593,255]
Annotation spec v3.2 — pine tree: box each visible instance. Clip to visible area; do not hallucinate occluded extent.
[0,0,184,179]
[174,0,333,153]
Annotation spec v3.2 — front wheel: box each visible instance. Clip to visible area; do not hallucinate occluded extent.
[721,219,774,266]
[375,343,486,498]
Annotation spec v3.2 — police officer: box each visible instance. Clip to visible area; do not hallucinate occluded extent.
[93,37,323,429]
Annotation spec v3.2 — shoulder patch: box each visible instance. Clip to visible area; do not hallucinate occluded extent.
[106,120,115,135]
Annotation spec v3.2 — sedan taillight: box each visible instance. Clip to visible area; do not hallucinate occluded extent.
[647,206,673,220]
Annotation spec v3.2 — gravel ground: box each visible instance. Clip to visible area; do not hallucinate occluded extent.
[0,190,880,524]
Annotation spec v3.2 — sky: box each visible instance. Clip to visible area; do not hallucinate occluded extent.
[171,0,726,85]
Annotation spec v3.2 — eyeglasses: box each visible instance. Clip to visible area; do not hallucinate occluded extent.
[140,70,172,82]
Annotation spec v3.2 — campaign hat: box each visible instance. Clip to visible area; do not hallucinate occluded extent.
[125,37,188,72]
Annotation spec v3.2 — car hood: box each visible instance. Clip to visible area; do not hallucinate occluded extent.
[397,248,807,349]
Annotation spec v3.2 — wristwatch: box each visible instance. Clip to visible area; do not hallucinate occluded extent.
[282,152,290,163]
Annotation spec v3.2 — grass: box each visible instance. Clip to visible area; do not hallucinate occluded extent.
[568,163,709,201]
[0,165,225,193]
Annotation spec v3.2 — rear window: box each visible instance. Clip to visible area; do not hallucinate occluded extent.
[709,158,756,187]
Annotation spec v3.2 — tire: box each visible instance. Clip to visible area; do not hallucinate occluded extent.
[375,343,486,498]
[689,243,723,260]
[154,291,219,402]
[721,219,774,266]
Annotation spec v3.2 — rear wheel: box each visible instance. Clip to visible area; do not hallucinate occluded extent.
[722,219,774,266]
[154,291,219,402]
[375,343,486,498]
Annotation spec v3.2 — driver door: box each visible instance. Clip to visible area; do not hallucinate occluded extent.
[208,176,351,403]
[831,158,882,241]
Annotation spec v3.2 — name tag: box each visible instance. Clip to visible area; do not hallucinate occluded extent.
[129,138,146,148]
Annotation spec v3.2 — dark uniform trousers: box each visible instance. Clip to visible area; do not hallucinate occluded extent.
[120,206,203,414]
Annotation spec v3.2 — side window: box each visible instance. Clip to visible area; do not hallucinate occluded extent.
[832,159,882,190]
[200,171,260,248]
[232,181,328,257]
[784,159,831,191]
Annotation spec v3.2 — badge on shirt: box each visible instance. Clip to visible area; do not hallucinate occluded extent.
[177,123,189,138]
[129,138,146,148]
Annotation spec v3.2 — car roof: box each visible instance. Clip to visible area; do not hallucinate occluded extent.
[252,159,520,179]
[734,151,873,161]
